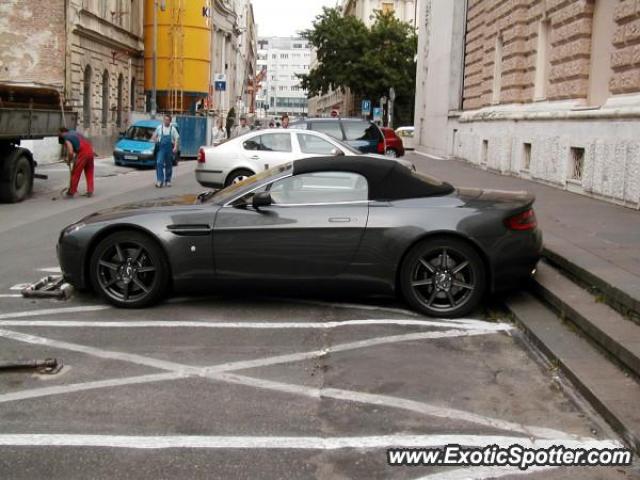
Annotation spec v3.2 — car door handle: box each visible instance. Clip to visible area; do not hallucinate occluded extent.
[250,155,260,160]
[328,217,351,223]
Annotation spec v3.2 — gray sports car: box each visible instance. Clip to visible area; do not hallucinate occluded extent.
[57,156,542,318]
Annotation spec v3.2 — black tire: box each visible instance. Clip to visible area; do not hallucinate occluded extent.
[89,231,170,308]
[0,151,33,203]
[225,168,254,187]
[399,236,486,318]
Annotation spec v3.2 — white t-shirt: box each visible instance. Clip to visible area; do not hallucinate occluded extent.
[155,124,180,144]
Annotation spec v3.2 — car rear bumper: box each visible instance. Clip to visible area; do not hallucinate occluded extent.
[195,168,225,188]
[491,228,543,292]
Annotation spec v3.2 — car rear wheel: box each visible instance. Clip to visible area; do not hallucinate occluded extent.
[225,169,254,187]
[385,148,398,158]
[399,237,485,318]
[89,231,170,308]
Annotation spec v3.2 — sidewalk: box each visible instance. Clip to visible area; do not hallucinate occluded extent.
[407,152,640,314]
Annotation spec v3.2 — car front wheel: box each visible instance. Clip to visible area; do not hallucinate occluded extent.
[385,148,398,158]
[89,231,170,308]
[399,237,485,318]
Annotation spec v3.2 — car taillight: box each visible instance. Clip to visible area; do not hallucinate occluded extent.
[505,209,537,231]
[377,140,385,154]
[197,148,205,163]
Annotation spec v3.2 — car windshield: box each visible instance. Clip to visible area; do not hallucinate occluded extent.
[205,162,293,203]
[125,126,155,141]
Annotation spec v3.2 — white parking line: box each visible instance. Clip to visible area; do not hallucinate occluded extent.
[38,267,62,274]
[0,306,109,320]
[0,294,22,298]
[415,465,555,480]
[0,434,621,450]
[0,318,511,331]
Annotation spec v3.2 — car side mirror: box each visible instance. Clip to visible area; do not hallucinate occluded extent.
[252,191,273,209]
[119,131,125,139]
[330,148,344,157]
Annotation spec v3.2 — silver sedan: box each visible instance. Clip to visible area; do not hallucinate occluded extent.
[195,128,414,188]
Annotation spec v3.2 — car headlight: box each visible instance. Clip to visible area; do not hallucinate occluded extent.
[142,149,154,155]
[63,222,85,236]
[114,147,124,153]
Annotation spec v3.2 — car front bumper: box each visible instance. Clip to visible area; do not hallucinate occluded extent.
[114,151,156,167]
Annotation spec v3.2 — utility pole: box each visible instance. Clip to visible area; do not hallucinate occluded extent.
[151,0,158,117]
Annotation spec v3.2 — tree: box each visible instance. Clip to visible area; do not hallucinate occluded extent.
[299,8,417,125]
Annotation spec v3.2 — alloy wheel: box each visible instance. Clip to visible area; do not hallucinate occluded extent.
[410,247,475,314]
[96,240,157,303]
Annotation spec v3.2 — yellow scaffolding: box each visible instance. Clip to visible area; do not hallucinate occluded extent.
[168,0,185,113]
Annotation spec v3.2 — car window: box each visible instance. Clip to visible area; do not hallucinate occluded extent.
[310,122,343,141]
[268,172,368,205]
[343,121,381,142]
[125,126,155,141]
[244,133,292,152]
[297,134,338,155]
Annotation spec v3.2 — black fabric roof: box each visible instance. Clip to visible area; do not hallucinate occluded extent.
[292,156,454,201]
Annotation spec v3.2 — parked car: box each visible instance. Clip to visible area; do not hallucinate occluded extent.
[58,156,542,317]
[113,119,179,168]
[381,127,405,158]
[291,118,386,155]
[396,126,415,150]
[195,128,413,188]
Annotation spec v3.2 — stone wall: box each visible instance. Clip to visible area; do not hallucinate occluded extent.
[610,0,640,94]
[463,0,596,109]
[0,0,66,89]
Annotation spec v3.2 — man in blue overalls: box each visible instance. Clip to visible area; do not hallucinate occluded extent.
[151,114,180,188]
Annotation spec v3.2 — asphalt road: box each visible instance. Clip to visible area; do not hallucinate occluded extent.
[0,157,637,479]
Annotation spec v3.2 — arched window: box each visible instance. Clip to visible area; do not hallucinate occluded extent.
[117,74,124,127]
[130,76,136,111]
[102,69,110,127]
[83,66,92,128]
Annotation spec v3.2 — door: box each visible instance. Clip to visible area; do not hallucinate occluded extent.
[295,133,344,158]
[214,171,369,279]
[240,132,295,171]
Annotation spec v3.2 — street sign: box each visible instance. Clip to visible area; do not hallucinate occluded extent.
[330,109,339,118]
[361,99,371,115]
[214,73,226,92]
[373,107,382,122]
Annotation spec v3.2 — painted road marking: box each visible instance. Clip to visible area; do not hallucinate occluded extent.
[38,267,62,274]
[0,325,578,441]
[9,284,30,291]
[0,318,512,331]
[416,465,555,480]
[0,305,109,320]
[0,434,620,450]
[269,297,423,317]
[0,294,22,298]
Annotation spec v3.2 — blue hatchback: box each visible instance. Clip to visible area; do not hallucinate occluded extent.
[113,119,160,168]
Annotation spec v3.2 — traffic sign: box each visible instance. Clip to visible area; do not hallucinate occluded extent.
[373,107,382,122]
[361,99,371,114]
[214,73,226,92]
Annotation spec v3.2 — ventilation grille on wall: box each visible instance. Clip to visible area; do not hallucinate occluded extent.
[569,147,585,182]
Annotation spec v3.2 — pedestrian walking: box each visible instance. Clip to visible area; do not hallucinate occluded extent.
[232,116,251,138]
[211,117,227,145]
[58,128,94,198]
[281,114,290,129]
[151,114,180,188]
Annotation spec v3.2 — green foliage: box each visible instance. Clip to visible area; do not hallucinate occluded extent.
[299,8,417,124]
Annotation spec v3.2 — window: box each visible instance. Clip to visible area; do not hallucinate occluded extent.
[83,65,92,128]
[293,43,302,49]
[534,20,550,101]
[481,140,488,165]
[310,122,343,140]
[272,54,277,59]
[243,133,292,152]
[492,35,503,104]
[343,121,381,142]
[381,2,394,14]
[117,74,124,128]
[297,134,338,155]
[280,53,288,59]
[130,76,136,111]
[101,69,110,127]
[268,172,368,205]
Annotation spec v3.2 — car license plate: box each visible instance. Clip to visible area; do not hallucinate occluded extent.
[124,155,138,160]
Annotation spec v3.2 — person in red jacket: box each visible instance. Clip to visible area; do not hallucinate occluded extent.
[58,129,95,198]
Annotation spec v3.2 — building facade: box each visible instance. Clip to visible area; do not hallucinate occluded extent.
[0,0,146,155]
[414,0,640,209]
[256,37,311,119]
[309,0,418,117]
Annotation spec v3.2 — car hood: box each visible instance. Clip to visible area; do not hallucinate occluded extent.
[115,138,155,152]
[81,194,204,224]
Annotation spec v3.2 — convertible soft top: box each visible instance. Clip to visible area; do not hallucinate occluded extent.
[292,156,454,200]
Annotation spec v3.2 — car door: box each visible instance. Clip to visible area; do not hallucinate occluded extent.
[213,171,369,280]
[240,132,296,170]
[342,121,382,153]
